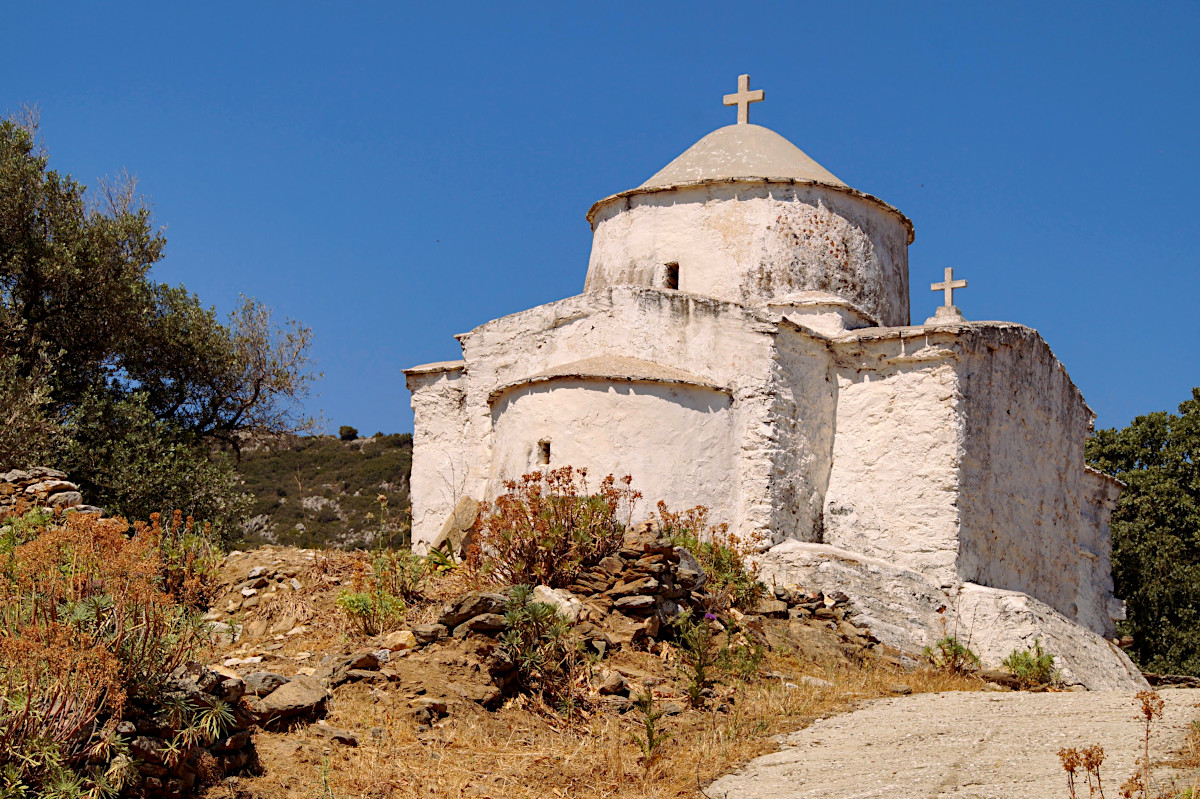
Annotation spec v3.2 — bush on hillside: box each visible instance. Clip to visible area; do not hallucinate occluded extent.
[1086,387,1200,675]
[467,467,640,589]
[1,113,315,538]
[339,426,358,441]
[655,502,766,611]
[0,508,217,795]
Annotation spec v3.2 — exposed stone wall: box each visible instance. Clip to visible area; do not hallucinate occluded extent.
[953,327,1123,636]
[585,183,910,327]
[0,467,90,515]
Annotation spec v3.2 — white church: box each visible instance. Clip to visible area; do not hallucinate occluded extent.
[406,77,1145,689]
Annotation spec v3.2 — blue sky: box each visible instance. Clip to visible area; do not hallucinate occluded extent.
[5,2,1198,434]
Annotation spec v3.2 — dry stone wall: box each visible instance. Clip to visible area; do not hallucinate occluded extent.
[0,467,95,515]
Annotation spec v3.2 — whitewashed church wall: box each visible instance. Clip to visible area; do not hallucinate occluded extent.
[953,326,1120,636]
[822,353,963,586]
[488,380,738,525]
[586,183,910,327]
[761,328,838,544]
[457,287,777,396]
[405,368,475,553]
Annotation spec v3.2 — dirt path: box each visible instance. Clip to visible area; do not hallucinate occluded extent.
[704,689,1200,799]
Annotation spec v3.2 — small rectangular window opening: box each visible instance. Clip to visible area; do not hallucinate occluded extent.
[538,440,551,465]
[663,261,679,290]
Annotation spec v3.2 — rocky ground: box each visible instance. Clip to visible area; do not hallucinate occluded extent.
[183,524,1196,799]
[189,524,988,798]
[704,688,1200,799]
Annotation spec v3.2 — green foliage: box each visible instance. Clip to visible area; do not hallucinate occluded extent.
[630,690,671,767]
[470,467,639,589]
[336,548,424,636]
[717,625,766,682]
[235,433,412,549]
[656,502,766,611]
[0,113,315,537]
[922,635,981,675]
[1002,638,1060,688]
[338,425,358,441]
[500,585,583,705]
[673,609,719,707]
[1086,388,1200,675]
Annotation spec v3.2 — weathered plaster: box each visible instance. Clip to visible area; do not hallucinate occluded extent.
[490,379,737,523]
[586,183,911,327]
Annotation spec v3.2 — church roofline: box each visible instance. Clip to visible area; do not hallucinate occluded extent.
[402,360,465,376]
[487,355,729,404]
[585,177,915,244]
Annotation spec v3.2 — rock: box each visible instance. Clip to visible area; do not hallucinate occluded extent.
[248,566,268,579]
[245,672,290,697]
[755,597,789,618]
[532,585,584,622]
[606,577,659,598]
[256,675,328,719]
[1,470,30,483]
[341,650,383,671]
[602,613,649,647]
[660,702,685,716]
[613,595,657,613]
[438,591,510,628]
[598,555,626,575]
[47,491,82,508]
[413,623,449,645]
[599,671,629,696]
[459,613,507,633]
[380,630,418,651]
[801,675,834,689]
[673,547,708,588]
[23,479,76,496]
[887,683,913,695]
[313,726,359,746]
[754,541,1149,691]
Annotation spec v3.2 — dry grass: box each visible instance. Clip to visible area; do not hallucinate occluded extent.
[219,647,981,799]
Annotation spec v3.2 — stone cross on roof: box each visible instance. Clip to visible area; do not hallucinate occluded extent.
[723,74,764,125]
[925,267,968,325]
[931,267,967,307]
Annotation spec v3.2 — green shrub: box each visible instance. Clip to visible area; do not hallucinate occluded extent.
[656,502,766,611]
[469,467,640,589]
[922,635,981,675]
[718,625,766,681]
[630,689,671,768]
[336,548,425,636]
[500,585,584,708]
[1002,638,1060,688]
[673,609,719,707]
[339,425,358,441]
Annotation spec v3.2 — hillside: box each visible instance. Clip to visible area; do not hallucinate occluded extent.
[235,433,412,550]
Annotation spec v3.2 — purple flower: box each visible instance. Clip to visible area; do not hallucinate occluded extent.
[704,612,718,621]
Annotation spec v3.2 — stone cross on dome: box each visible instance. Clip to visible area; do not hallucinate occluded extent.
[723,74,764,125]
[925,267,969,325]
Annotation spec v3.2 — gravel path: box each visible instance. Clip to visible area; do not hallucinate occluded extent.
[704,689,1200,799]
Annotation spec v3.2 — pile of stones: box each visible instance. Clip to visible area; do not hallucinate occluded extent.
[0,467,96,515]
[120,664,257,798]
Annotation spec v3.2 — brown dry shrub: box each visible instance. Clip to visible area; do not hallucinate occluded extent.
[468,467,640,588]
[0,511,208,792]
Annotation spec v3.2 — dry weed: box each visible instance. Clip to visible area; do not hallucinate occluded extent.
[225,648,981,799]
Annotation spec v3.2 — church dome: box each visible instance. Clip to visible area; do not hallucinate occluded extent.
[639,124,847,190]
[584,81,914,328]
